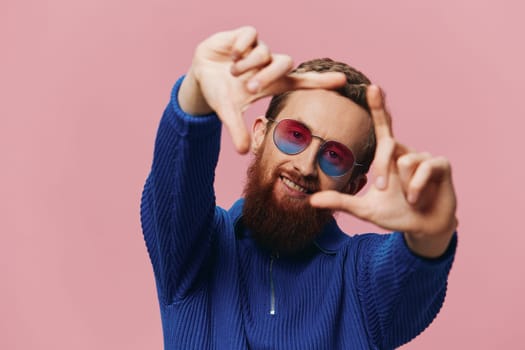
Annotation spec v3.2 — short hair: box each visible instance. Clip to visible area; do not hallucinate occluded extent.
[264,58,376,178]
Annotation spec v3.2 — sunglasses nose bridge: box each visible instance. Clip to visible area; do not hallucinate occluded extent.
[310,134,325,146]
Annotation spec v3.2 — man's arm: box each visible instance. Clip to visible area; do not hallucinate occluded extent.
[311,86,458,345]
[353,232,456,349]
[140,77,221,304]
[141,26,347,304]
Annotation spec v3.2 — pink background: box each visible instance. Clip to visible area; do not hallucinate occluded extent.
[2,0,524,348]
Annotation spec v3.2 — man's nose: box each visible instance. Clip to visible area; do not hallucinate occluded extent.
[291,140,320,177]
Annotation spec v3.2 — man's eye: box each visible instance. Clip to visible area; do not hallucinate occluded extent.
[322,148,343,165]
[292,131,303,139]
[328,150,340,159]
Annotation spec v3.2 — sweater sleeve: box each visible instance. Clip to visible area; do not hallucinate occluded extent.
[140,76,222,305]
[355,232,457,349]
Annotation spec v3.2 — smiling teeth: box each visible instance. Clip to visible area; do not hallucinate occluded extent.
[282,177,308,193]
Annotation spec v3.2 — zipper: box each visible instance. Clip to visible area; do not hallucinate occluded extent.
[269,252,279,315]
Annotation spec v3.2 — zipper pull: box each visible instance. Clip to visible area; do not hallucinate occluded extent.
[269,252,279,316]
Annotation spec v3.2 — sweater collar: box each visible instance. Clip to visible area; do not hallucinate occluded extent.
[229,199,347,255]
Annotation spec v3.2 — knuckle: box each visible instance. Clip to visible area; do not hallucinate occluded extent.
[397,154,413,168]
[235,26,257,41]
[283,55,294,70]
[419,159,433,172]
[241,25,257,34]
[256,46,271,63]
[195,42,207,56]
[235,60,252,74]
[435,155,449,164]
[436,156,451,171]
[274,54,293,70]
[233,26,258,50]
[230,62,240,75]
[409,180,424,193]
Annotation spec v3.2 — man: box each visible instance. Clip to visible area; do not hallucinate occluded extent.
[140,26,457,349]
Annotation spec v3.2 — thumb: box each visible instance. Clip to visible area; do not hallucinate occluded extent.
[289,71,347,90]
[310,191,366,218]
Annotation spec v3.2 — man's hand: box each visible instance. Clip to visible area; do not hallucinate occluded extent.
[310,86,458,258]
[178,26,346,154]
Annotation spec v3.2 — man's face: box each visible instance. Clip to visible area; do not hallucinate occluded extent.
[242,89,372,255]
[258,89,372,198]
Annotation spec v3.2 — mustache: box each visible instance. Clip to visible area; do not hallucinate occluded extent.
[273,169,321,194]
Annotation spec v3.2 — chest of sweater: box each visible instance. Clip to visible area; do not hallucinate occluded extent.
[222,237,370,349]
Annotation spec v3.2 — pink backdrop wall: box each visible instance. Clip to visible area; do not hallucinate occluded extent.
[2,0,524,348]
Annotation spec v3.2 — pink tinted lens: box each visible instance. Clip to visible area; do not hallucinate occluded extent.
[274,119,312,154]
[318,141,354,176]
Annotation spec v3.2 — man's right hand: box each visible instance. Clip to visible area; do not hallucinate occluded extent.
[178,26,347,154]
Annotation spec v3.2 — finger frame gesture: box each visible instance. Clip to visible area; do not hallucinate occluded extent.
[311,86,458,258]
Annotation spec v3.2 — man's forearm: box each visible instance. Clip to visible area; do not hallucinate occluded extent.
[141,76,222,303]
[356,232,457,349]
[178,69,213,116]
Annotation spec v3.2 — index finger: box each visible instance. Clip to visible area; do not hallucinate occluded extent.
[367,85,395,190]
[367,85,393,140]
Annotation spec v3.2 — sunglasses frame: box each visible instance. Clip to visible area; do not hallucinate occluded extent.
[267,117,364,178]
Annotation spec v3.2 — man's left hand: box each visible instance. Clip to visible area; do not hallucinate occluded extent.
[310,85,458,258]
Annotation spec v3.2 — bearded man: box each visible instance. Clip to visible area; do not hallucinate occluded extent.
[140,26,458,350]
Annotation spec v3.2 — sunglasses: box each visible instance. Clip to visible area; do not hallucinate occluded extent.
[268,118,363,177]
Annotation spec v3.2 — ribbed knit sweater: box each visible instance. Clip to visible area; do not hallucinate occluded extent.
[140,77,457,350]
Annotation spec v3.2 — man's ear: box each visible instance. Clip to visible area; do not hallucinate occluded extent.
[251,116,268,154]
[345,174,368,195]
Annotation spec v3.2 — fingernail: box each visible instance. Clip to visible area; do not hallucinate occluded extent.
[247,80,260,93]
[375,176,386,190]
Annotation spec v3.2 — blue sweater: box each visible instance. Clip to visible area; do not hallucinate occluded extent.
[140,77,457,349]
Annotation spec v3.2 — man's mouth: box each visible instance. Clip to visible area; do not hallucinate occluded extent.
[280,176,314,194]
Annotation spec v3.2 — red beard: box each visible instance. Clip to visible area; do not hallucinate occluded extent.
[242,151,333,256]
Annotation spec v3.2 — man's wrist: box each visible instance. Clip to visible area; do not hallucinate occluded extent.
[178,69,214,116]
[403,229,456,259]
